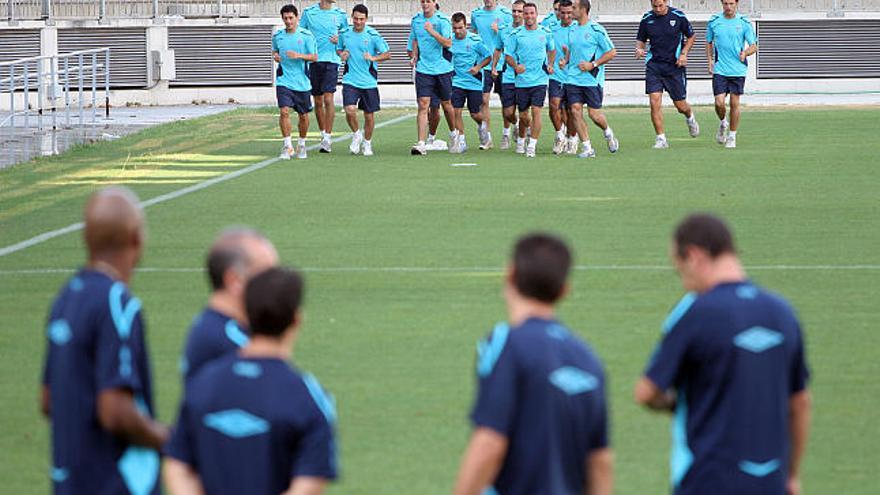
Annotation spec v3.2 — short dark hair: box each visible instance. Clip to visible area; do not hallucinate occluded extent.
[674,213,737,259]
[245,267,304,337]
[578,0,591,13]
[451,12,467,25]
[280,4,297,16]
[523,2,538,11]
[512,0,526,6]
[352,3,368,16]
[512,233,572,303]
[206,228,265,291]
[558,0,573,7]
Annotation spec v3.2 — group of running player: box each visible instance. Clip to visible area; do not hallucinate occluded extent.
[272,0,757,159]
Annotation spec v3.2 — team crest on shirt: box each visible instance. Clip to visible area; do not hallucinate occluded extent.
[670,20,677,26]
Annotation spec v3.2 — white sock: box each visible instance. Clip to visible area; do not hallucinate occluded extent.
[503,127,511,137]
[604,127,613,138]
[528,137,537,148]
[298,137,306,147]
[657,133,667,141]
[428,133,436,142]
[687,113,696,123]
[721,118,729,127]
[485,131,492,140]
[729,130,737,138]
[480,121,488,132]
[417,140,425,146]
[450,130,459,140]
[516,137,525,145]
[556,129,565,140]
[283,136,292,148]
[582,140,592,150]
[355,129,363,137]
[561,123,567,134]
[364,139,371,145]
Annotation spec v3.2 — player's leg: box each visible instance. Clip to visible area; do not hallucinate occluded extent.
[279,106,294,159]
[437,72,457,138]
[586,86,616,153]
[450,87,466,153]
[649,91,666,145]
[413,72,433,154]
[361,88,379,156]
[667,68,699,138]
[469,90,490,150]
[480,73,493,143]
[515,87,531,155]
[321,92,336,149]
[309,63,326,143]
[727,90,742,148]
[500,83,517,149]
[429,102,441,143]
[566,86,594,158]
[344,88,363,155]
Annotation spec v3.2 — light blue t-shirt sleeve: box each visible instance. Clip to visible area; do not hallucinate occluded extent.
[598,27,614,53]
[374,33,390,55]
[546,29,556,52]
[439,17,452,39]
[504,32,517,60]
[306,34,317,56]
[706,20,716,43]
[271,34,278,52]
[744,20,757,45]
[300,10,310,31]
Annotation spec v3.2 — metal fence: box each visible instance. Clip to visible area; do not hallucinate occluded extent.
[3,0,879,21]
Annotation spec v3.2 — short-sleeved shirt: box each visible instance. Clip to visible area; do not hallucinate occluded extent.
[567,20,615,87]
[410,11,454,75]
[273,28,317,92]
[470,6,513,72]
[42,269,160,495]
[645,282,810,495]
[550,21,576,83]
[636,8,694,68]
[299,4,348,64]
[471,318,608,495]
[497,23,521,85]
[337,26,389,89]
[166,356,338,495]
[504,25,556,88]
[706,13,756,77]
[180,307,249,385]
[540,13,559,30]
[451,33,491,91]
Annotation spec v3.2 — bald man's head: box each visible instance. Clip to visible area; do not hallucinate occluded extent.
[206,228,279,293]
[83,187,145,260]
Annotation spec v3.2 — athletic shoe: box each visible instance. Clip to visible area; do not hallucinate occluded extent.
[687,117,700,138]
[479,133,493,150]
[428,139,448,151]
[725,135,736,148]
[459,135,468,153]
[606,135,619,153]
[350,131,363,155]
[566,137,579,154]
[279,145,294,160]
[716,122,729,144]
[296,144,308,159]
[654,136,669,149]
[526,145,536,158]
[500,134,511,150]
[449,136,462,154]
[515,140,525,154]
[362,141,374,156]
[552,136,565,155]
[577,147,597,158]
[410,142,428,155]
[319,135,332,153]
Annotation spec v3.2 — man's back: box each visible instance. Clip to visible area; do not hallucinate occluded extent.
[43,269,159,495]
[471,317,608,495]
[646,281,809,494]
[166,356,337,495]
[180,307,248,384]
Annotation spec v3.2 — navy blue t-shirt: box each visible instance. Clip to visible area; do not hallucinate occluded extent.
[180,307,249,385]
[166,356,338,495]
[645,281,810,495]
[636,8,694,67]
[470,318,608,495]
[42,269,160,495]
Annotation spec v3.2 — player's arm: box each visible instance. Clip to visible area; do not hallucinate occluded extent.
[741,41,758,61]
[585,448,614,495]
[634,40,648,59]
[284,476,328,495]
[369,50,392,63]
[97,388,170,449]
[706,41,714,74]
[787,389,811,495]
[633,376,676,412]
[424,21,453,48]
[40,384,50,417]
[451,427,509,495]
[273,51,281,63]
[163,458,205,495]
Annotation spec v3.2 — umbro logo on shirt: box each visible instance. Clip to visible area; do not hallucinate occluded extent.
[670,20,677,26]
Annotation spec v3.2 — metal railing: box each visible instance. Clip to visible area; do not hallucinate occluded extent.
[2,0,879,21]
[1,47,110,131]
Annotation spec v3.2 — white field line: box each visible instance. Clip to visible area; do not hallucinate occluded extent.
[0,113,416,258]
[2,264,880,276]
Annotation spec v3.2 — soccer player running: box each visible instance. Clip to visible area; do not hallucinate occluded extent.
[452,233,613,495]
[634,213,811,495]
[180,228,279,385]
[449,12,493,153]
[548,0,575,155]
[337,4,391,157]
[165,267,338,495]
[410,0,457,155]
[707,0,757,148]
[493,0,525,150]
[635,0,700,149]
[470,0,513,150]
[560,0,619,158]
[273,4,318,160]
[504,3,556,158]
[540,0,561,29]
[41,187,169,494]
[300,0,348,154]
[408,33,448,151]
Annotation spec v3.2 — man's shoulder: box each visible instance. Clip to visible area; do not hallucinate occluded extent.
[468,32,483,43]
[273,28,286,38]
[589,20,609,34]
[411,12,423,22]
[539,25,553,35]
[299,28,316,38]
[669,7,689,18]
[364,25,383,37]
[641,10,654,21]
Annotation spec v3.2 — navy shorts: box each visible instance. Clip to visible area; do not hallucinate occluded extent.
[482,71,502,94]
[452,87,483,114]
[416,71,453,102]
[548,79,567,108]
[713,74,746,96]
[501,83,516,108]
[516,85,547,112]
[309,62,339,96]
[276,85,313,114]
[342,84,381,113]
[565,84,603,109]
[645,63,687,101]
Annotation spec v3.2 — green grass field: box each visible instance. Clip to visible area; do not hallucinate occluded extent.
[1,105,878,493]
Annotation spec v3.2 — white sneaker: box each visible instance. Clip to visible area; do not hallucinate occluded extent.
[279,145,294,160]
[362,141,374,156]
[428,139,448,151]
[515,140,525,154]
[654,136,669,149]
[606,135,619,153]
[296,144,308,159]
[350,131,363,154]
[526,146,536,158]
[552,136,564,155]
[410,142,428,155]
[500,134,511,150]
[687,117,700,138]
[725,135,736,148]
[319,135,332,153]
[566,137,579,154]
[459,135,468,153]
[716,122,729,144]
[577,147,597,158]
[449,135,462,154]
[479,133,493,150]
